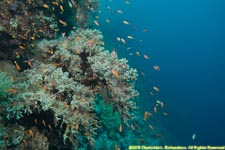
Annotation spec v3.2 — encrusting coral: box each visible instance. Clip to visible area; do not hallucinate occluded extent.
[2,28,139,149]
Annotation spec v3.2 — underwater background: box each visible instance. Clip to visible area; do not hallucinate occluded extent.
[0,0,225,149]
[98,0,225,146]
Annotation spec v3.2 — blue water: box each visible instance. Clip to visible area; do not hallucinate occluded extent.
[99,0,225,145]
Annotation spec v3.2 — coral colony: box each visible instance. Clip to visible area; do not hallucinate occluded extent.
[0,0,160,149]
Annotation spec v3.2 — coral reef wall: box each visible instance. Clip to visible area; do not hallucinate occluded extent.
[0,0,143,149]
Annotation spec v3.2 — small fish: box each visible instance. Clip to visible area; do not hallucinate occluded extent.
[130,124,135,130]
[99,41,105,46]
[63,102,69,108]
[31,36,35,40]
[153,65,160,71]
[42,120,46,127]
[75,122,79,130]
[126,47,132,50]
[30,44,35,48]
[111,69,119,78]
[160,102,164,108]
[129,53,133,56]
[19,45,26,50]
[111,49,117,59]
[149,91,155,96]
[61,32,66,37]
[59,5,64,12]
[156,100,161,104]
[139,138,145,144]
[143,54,150,59]
[154,106,158,113]
[136,51,140,56]
[23,139,28,146]
[127,35,134,39]
[7,88,17,93]
[139,39,144,42]
[43,4,49,8]
[143,111,150,121]
[141,72,145,76]
[116,37,121,42]
[24,59,34,68]
[120,38,126,44]
[163,112,168,116]
[119,124,123,132]
[34,118,38,125]
[48,124,52,130]
[28,129,34,137]
[68,1,73,8]
[123,20,130,25]
[52,1,59,6]
[117,9,123,13]
[107,6,111,10]
[153,86,160,92]
[93,20,99,26]
[106,19,110,23]
[14,61,21,71]
[125,1,130,4]
[192,133,196,140]
[142,29,148,32]
[149,124,154,130]
[53,63,61,67]
[59,20,67,26]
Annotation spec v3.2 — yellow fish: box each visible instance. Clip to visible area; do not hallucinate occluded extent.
[127,35,134,39]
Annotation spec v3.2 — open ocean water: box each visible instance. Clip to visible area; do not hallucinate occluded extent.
[100,0,225,146]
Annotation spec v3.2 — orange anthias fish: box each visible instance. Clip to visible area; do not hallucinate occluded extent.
[119,124,123,132]
[42,120,46,127]
[28,129,34,137]
[14,61,21,71]
[7,88,17,93]
[143,111,152,121]
[111,69,119,78]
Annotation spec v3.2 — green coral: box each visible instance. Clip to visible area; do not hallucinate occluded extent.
[95,95,122,131]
